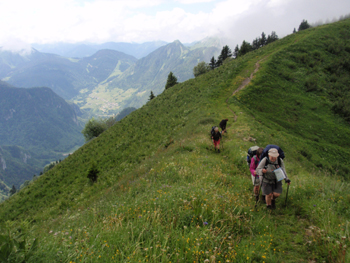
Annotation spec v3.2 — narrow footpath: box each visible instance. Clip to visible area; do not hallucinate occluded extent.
[226,58,265,121]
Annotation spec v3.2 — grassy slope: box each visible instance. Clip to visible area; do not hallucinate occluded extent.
[1,20,350,262]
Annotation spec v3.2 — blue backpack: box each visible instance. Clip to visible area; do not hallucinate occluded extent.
[260,145,285,162]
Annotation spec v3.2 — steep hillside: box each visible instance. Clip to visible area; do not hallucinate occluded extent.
[1,19,350,262]
[0,82,84,189]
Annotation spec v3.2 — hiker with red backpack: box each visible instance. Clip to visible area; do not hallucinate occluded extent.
[249,147,264,201]
[211,126,222,153]
[256,148,291,210]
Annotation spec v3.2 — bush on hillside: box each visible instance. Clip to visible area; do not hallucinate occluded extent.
[81,117,107,142]
[87,162,99,183]
[193,61,210,77]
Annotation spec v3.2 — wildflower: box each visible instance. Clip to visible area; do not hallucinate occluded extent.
[203,222,208,226]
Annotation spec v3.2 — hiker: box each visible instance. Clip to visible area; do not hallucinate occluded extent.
[211,127,222,153]
[256,148,291,209]
[219,119,228,135]
[250,147,264,201]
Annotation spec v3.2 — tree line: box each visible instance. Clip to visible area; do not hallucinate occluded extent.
[193,19,313,78]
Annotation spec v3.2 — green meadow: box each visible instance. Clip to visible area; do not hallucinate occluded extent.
[1,19,350,262]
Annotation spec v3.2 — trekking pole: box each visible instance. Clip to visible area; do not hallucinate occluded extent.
[284,183,290,207]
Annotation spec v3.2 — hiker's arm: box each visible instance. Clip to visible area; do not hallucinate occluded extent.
[281,159,291,184]
[249,159,256,175]
[256,158,266,176]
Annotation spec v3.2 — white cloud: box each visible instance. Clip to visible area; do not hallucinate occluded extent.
[0,0,349,49]
[174,0,216,3]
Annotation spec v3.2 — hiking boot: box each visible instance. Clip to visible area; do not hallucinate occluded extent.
[266,205,272,209]
[218,149,220,153]
[255,195,259,202]
[261,195,266,203]
[271,199,276,210]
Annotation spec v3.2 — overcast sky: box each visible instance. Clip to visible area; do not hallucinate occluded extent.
[0,0,349,52]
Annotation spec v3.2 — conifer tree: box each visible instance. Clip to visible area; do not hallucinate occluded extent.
[217,45,232,64]
[9,185,16,196]
[149,91,155,101]
[252,38,260,50]
[209,56,216,69]
[165,72,178,90]
[233,45,240,58]
[260,32,267,47]
[239,40,252,56]
[298,20,311,31]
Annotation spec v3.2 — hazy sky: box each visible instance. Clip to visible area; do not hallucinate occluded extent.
[0,0,349,51]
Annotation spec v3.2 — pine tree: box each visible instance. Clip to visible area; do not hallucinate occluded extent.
[293,28,297,33]
[209,56,216,69]
[298,19,311,31]
[252,38,260,50]
[165,72,178,90]
[9,185,16,196]
[218,45,232,63]
[239,40,252,56]
[260,32,267,47]
[149,91,155,101]
[233,45,240,58]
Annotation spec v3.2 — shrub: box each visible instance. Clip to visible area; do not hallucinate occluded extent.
[87,162,99,183]
[81,117,107,141]
[193,62,210,77]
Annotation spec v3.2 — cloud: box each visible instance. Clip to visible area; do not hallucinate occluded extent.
[0,37,33,55]
[174,0,216,3]
[0,0,349,49]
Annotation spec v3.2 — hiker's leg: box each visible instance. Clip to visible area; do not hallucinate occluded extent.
[262,183,273,206]
[266,193,273,206]
[272,182,283,199]
[272,193,281,199]
[254,185,259,196]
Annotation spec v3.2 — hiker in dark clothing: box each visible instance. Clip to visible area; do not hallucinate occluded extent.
[219,119,228,135]
[211,127,222,153]
[256,148,291,210]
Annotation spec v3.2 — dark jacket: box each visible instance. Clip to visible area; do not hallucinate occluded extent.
[212,131,222,141]
[219,119,228,129]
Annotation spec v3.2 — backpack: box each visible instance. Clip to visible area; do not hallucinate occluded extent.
[210,126,216,137]
[247,146,259,165]
[260,144,285,162]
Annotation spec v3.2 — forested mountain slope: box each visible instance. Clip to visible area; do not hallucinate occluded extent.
[0,82,84,190]
[1,19,350,262]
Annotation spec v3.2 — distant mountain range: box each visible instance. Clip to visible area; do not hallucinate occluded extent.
[1,37,222,117]
[31,40,168,59]
[0,48,137,102]
[0,81,84,191]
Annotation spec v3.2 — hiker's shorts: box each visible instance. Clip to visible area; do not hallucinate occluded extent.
[213,139,220,147]
[251,175,260,186]
[262,181,283,195]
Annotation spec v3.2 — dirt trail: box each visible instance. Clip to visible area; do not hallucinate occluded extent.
[226,58,265,121]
